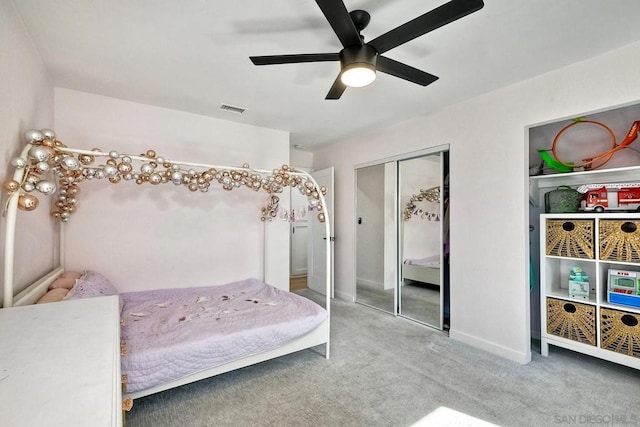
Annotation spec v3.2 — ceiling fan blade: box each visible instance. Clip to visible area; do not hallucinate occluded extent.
[315,0,363,48]
[250,53,340,65]
[376,56,439,86]
[368,0,484,54]
[325,74,347,100]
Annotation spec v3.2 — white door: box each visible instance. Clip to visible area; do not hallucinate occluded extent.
[290,187,309,276]
[307,167,334,296]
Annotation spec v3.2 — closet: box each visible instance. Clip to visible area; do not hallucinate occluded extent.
[528,101,640,368]
[354,146,450,330]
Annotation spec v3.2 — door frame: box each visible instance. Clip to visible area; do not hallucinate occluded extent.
[353,144,450,320]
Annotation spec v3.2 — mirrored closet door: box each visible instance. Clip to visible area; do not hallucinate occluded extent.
[398,153,447,328]
[354,162,396,314]
[355,147,449,330]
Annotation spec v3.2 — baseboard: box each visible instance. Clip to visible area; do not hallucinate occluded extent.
[356,277,384,288]
[334,290,353,302]
[449,329,532,364]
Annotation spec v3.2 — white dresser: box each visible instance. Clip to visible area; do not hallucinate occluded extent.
[0,296,122,426]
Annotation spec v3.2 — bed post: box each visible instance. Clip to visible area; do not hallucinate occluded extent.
[3,190,19,308]
[262,220,267,283]
[3,144,33,308]
[304,171,331,359]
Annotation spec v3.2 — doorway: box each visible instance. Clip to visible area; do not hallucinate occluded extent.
[289,167,335,296]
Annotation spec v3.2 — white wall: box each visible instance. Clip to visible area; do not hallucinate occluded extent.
[290,149,314,170]
[355,164,385,288]
[54,89,291,292]
[313,40,640,364]
[400,155,442,260]
[0,0,54,305]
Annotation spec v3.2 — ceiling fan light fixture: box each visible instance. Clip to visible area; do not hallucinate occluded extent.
[340,63,376,87]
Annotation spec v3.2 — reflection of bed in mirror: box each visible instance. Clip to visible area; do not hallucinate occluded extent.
[402,254,440,287]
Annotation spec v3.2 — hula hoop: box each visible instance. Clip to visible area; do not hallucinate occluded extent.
[551,119,617,170]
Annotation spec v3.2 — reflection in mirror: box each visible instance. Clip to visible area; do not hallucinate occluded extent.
[399,153,446,328]
[355,163,396,313]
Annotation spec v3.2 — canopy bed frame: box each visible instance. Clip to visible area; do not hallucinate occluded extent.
[2,129,332,402]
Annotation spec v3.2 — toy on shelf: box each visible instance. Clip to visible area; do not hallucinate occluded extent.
[608,269,640,308]
[569,266,589,299]
[577,182,640,212]
[536,118,640,173]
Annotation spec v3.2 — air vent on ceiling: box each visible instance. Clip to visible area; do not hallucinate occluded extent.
[219,103,246,114]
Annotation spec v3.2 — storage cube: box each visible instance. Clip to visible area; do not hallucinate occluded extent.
[546,219,595,259]
[600,307,640,358]
[546,298,596,346]
[599,219,640,263]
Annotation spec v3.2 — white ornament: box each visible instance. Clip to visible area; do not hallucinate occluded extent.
[103,165,117,176]
[62,157,80,170]
[11,157,27,168]
[36,180,56,195]
[35,161,50,173]
[29,146,53,162]
[24,129,44,142]
[140,163,155,174]
[40,129,56,139]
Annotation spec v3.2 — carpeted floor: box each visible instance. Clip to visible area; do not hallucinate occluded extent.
[356,280,441,327]
[126,290,640,427]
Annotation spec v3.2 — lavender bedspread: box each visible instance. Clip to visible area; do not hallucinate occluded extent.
[120,278,327,394]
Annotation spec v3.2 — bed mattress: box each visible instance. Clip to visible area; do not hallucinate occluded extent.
[120,278,326,394]
[403,254,440,268]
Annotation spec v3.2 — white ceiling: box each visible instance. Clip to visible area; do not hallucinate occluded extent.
[12,0,640,148]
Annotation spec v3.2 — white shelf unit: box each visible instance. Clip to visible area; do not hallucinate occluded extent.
[540,212,640,369]
[529,165,640,208]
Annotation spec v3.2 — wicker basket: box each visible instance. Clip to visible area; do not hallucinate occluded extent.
[600,308,640,358]
[599,219,640,263]
[546,298,596,345]
[546,219,595,259]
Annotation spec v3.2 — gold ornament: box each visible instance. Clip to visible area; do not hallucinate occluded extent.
[78,154,95,165]
[41,138,55,148]
[18,194,39,211]
[67,186,80,196]
[3,180,20,192]
[8,138,329,224]
[118,162,133,173]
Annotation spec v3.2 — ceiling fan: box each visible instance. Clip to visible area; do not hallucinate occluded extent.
[250,0,484,100]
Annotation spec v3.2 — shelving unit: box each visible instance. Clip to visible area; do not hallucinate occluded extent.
[540,212,640,369]
[528,101,640,368]
[529,166,640,208]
